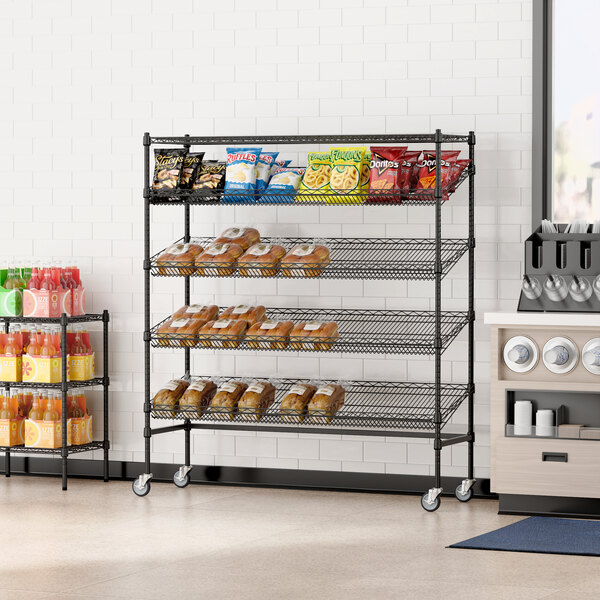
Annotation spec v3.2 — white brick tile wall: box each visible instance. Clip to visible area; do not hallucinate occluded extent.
[2,0,532,482]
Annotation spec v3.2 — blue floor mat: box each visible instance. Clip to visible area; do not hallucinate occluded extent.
[449,516,600,556]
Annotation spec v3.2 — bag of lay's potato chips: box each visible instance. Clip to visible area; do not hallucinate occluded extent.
[222,147,262,204]
[255,151,279,199]
[297,152,331,202]
[328,147,366,204]
[270,159,291,178]
[261,167,305,204]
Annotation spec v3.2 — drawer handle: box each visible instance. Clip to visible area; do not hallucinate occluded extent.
[542,452,568,463]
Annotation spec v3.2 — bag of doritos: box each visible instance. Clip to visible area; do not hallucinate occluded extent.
[328,147,365,204]
[448,159,471,193]
[222,147,262,204]
[297,152,331,201]
[367,146,406,204]
[397,150,421,200]
[416,150,460,201]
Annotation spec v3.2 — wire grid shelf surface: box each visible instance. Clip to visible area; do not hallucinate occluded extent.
[150,309,468,355]
[151,237,469,281]
[0,314,105,324]
[0,377,105,390]
[151,378,469,431]
[0,441,105,455]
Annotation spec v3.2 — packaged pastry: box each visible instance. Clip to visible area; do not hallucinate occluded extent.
[156,317,205,347]
[367,146,407,204]
[416,150,460,200]
[255,151,279,197]
[270,159,291,177]
[328,147,365,204]
[218,304,266,327]
[359,151,371,194]
[297,152,331,200]
[210,380,248,420]
[261,167,305,204]
[179,152,205,189]
[156,241,204,276]
[280,382,317,423]
[246,319,294,349]
[171,304,219,322]
[238,380,276,421]
[192,160,226,191]
[222,147,262,203]
[195,242,244,277]
[290,321,339,351]
[152,379,190,414]
[238,242,286,277]
[152,148,187,190]
[307,383,345,423]
[281,243,330,277]
[448,159,471,192]
[397,150,421,197]
[198,318,247,349]
[179,379,217,418]
[214,226,260,251]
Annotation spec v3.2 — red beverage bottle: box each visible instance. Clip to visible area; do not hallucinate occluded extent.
[27,267,41,290]
[40,270,57,291]
[70,326,87,355]
[62,268,77,290]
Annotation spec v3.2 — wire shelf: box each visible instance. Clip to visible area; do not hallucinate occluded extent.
[0,314,105,324]
[150,237,468,281]
[149,165,471,206]
[151,377,469,432]
[0,377,105,390]
[0,441,105,455]
[150,308,468,355]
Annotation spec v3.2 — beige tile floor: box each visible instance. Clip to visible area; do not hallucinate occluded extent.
[0,476,598,599]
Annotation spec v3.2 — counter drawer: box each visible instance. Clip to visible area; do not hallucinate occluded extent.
[494,438,600,499]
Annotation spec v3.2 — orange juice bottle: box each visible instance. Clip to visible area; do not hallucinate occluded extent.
[27,327,41,356]
[29,392,44,420]
[0,396,14,419]
[40,328,56,357]
[43,392,59,422]
[4,326,21,356]
[68,396,84,418]
[21,389,33,417]
[70,326,87,355]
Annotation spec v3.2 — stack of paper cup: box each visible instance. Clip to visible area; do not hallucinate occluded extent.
[514,400,533,436]
[536,409,554,436]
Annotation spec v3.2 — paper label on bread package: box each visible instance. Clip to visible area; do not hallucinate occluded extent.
[303,321,322,332]
[189,380,208,392]
[232,304,250,315]
[167,243,190,256]
[213,319,232,329]
[205,243,229,256]
[161,380,181,392]
[219,382,239,394]
[260,320,278,330]
[291,244,316,257]
[171,319,190,328]
[221,227,246,239]
[247,244,271,257]
[316,385,335,397]
[247,382,266,394]
[185,305,207,314]
[289,384,308,396]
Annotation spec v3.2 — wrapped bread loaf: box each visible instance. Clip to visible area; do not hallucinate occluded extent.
[195,242,244,277]
[280,382,317,423]
[210,380,248,420]
[156,317,205,347]
[307,383,345,423]
[198,318,247,348]
[152,379,190,415]
[238,243,287,277]
[172,304,219,322]
[218,304,266,327]
[246,319,294,350]
[179,379,217,419]
[157,242,204,276]
[289,321,339,351]
[214,226,260,251]
[238,380,276,421]
[281,243,330,277]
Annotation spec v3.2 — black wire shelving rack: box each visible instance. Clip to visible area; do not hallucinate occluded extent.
[1,313,110,490]
[136,131,476,512]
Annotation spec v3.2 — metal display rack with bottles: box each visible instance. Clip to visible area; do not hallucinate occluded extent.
[135,131,476,511]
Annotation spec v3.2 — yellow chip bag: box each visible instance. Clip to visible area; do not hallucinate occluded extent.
[328,147,366,204]
[359,151,371,196]
[297,152,332,201]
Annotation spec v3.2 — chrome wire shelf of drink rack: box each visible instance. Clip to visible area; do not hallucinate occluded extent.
[150,237,469,281]
[151,378,469,434]
[0,377,105,390]
[0,441,105,455]
[0,314,105,324]
[150,309,469,355]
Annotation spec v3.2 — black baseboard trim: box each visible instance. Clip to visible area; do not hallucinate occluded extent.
[499,494,600,520]
[0,455,494,498]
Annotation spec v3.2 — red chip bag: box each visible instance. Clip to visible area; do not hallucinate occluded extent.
[367,146,407,204]
[416,150,460,200]
[448,159,471,192]
[397,151,421,198]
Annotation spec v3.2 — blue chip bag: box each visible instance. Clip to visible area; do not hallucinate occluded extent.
[270,159,291,178]
[222,147,262,203]
[260,167,305,204]
[255,151,280,198]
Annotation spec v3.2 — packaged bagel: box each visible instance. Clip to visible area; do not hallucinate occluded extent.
[328,147,365,204]
[280,381,318,423]
[261,167,305,204]
[156,241,204,276]
[239,242,287,277]
[179,152,205,189]
[255,151,279,198]
[222,147,262,203]
[238,380,277,421]
[192,160,226,192]
[307,382,346,424]
[152,378,190,414]
[416,150,460,200]
[246,319,294,349]
[214,226,260,251]
[152,148,187,190]
[298,152,331,200]
[195,242,244,277]
[367,146,407,204]
[210,380,248,420]
[179,379,217,418]
[281,243,330,277]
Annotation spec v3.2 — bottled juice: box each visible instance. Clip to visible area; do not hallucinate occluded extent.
[29,393,44,420]
[4,326,21,356]
[68,397,84,418]
[3,267,21,290]
[27,327,41,356]
[39,270,56,291]
[62,267,77,290]
[70,326,87,355]
[21,389,33,417]
[27,267,41,290]
[80,328,92,353]
[40,328,56,357]
[43,394,59,422]
[14,264,27,289]
[0,397,14,419]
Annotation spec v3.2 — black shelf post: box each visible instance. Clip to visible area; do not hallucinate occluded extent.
[467,131,476,480]
[4,320,9,477]
[60,313,68,490]
[103,309,110,482]
[143,132,152,478]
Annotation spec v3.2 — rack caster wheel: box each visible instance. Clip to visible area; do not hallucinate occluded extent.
[421,488,442,512]
[173,466,192,488]
[132,474,153,497]
[455,479,476,503]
